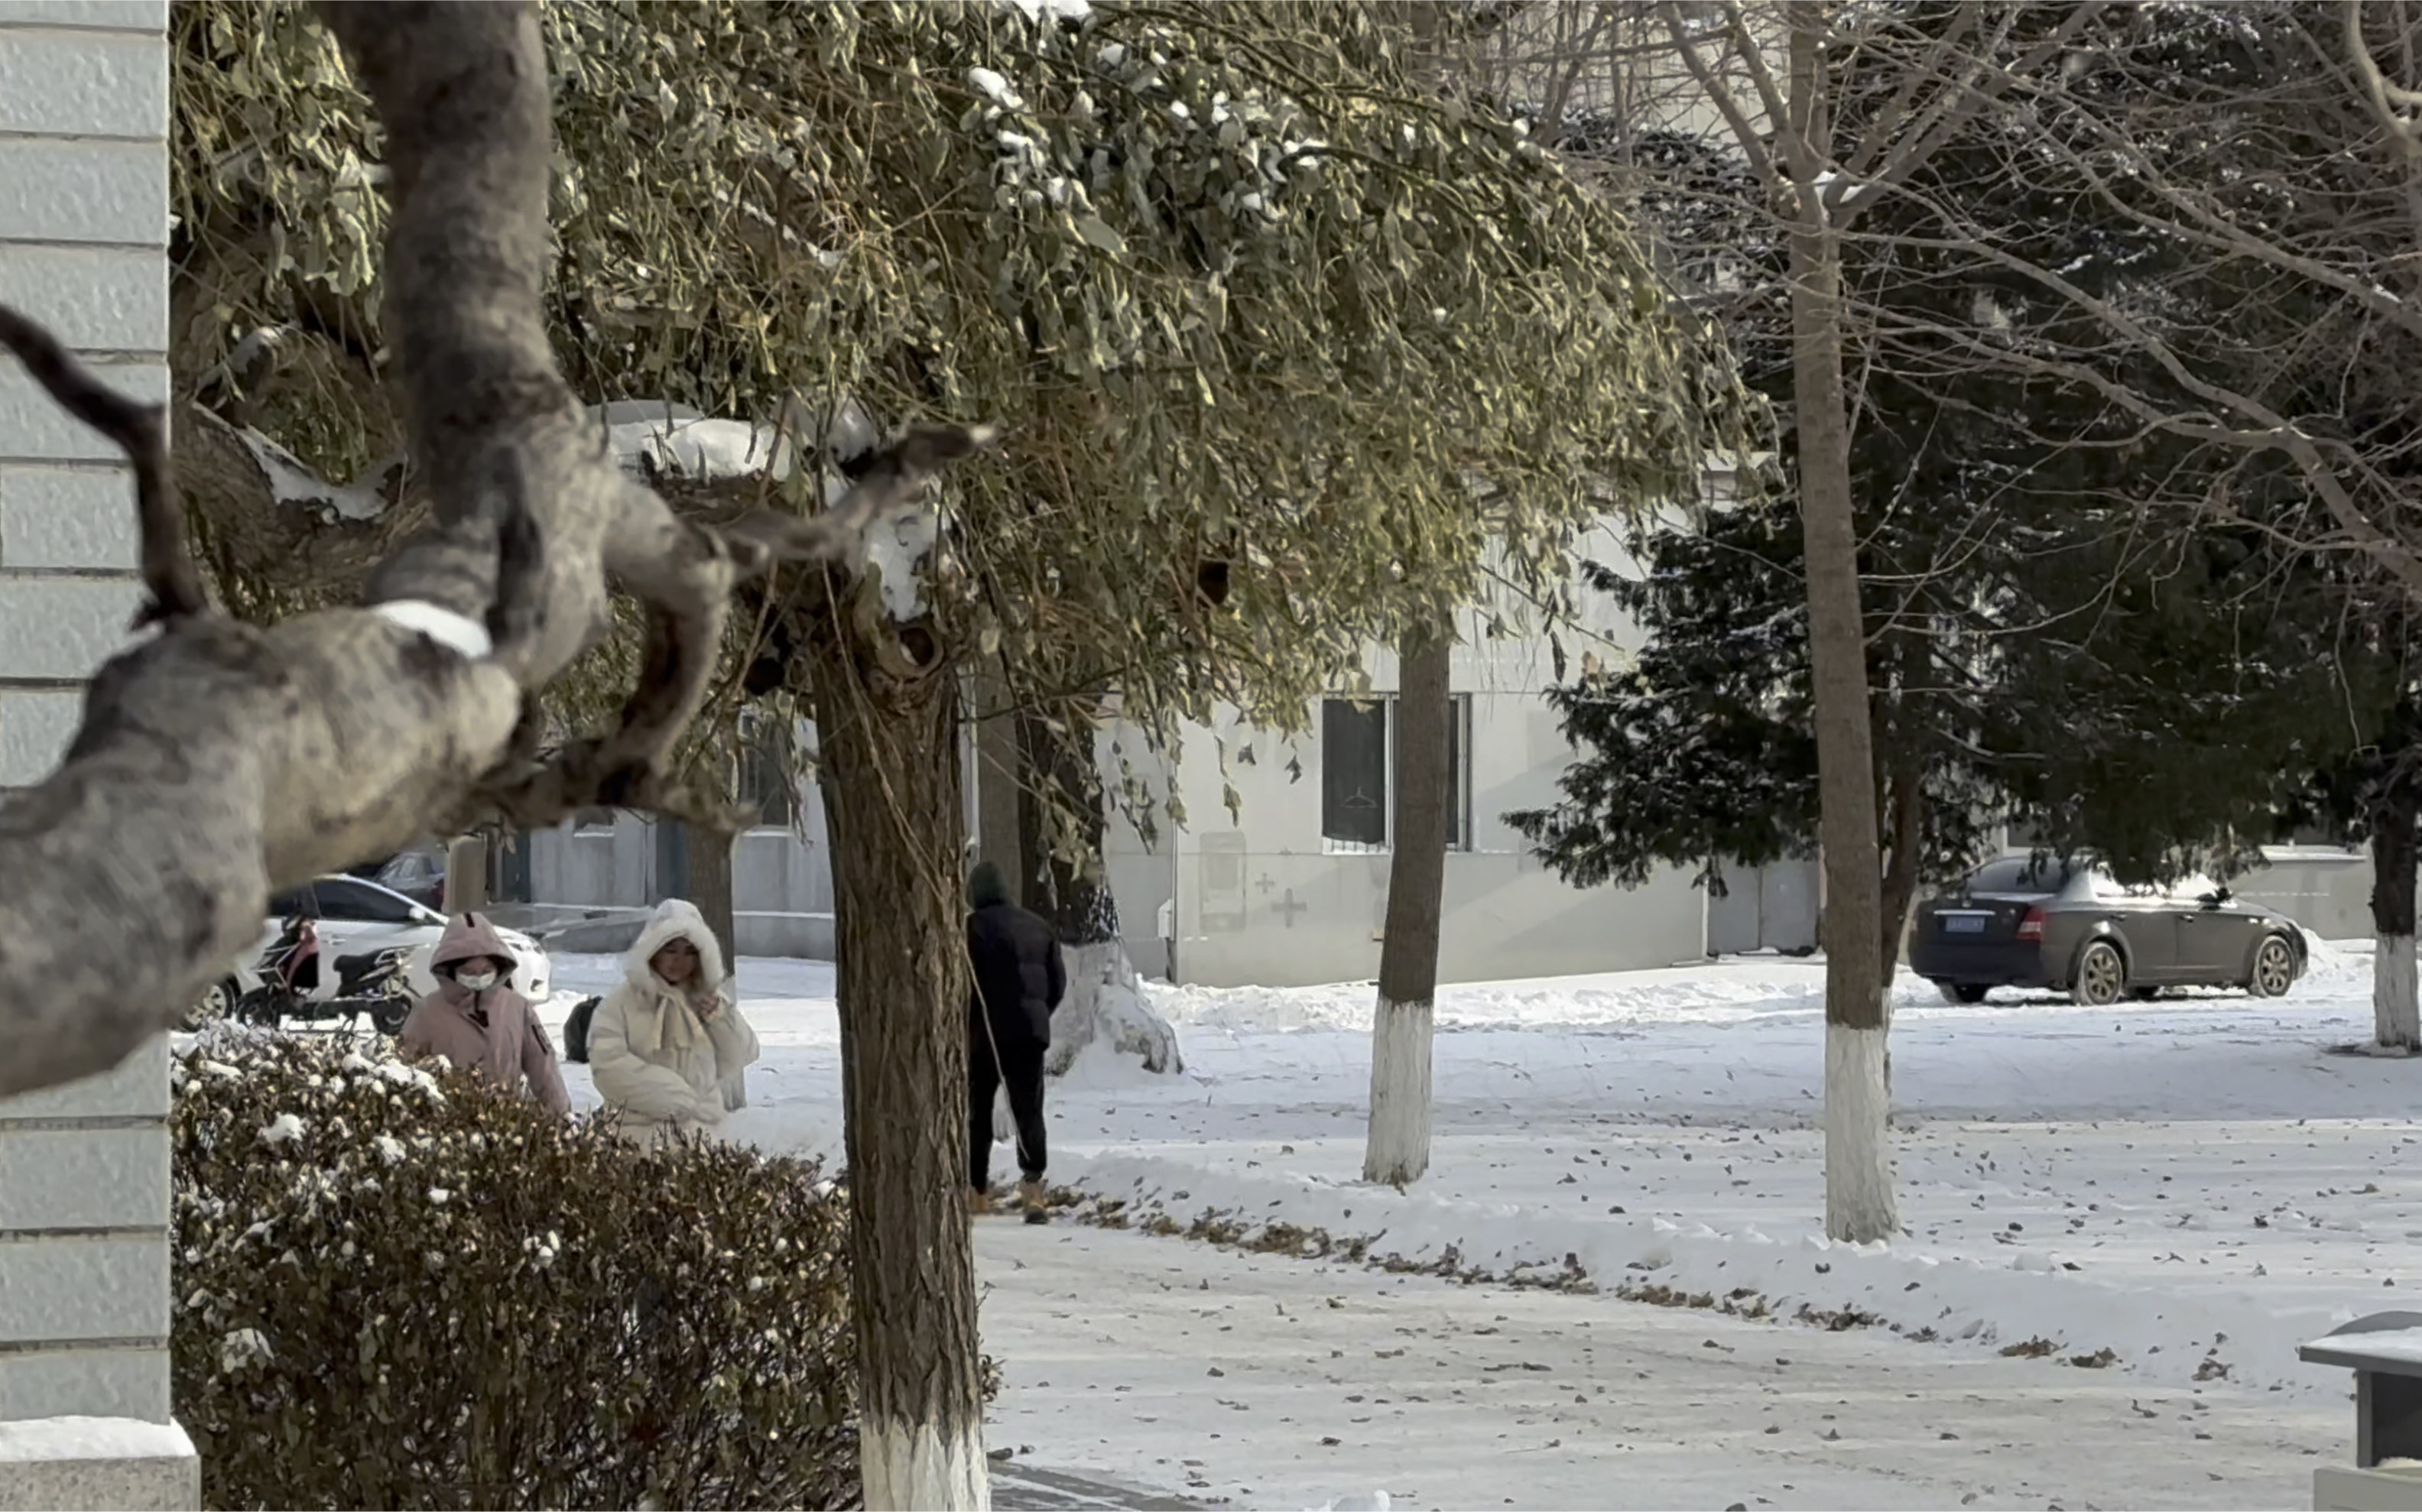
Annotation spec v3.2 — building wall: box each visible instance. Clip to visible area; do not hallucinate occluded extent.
[2231,847,2375,943]
[515,519,1755,986]
[1706,855,1822,956]
[514,520,1751,984]
[1109,524,1718,989]
[0,1,189,1482]
[518,806,842,957]
[0,0,159,784]
[514,711,928,960]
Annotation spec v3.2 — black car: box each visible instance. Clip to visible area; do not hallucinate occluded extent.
[366,848,446,912]
[1910,855,2307,1007]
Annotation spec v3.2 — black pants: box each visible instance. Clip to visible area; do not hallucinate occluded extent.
[968,1017,1047,1192]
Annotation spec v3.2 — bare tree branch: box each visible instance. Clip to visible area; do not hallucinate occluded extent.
[1660,4,1777,180]
[2347,0,2422,155]
[0,307,205,628]
[0,0,988,1098]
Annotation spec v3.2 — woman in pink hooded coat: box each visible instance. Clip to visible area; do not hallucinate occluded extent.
[397,913,570,1115]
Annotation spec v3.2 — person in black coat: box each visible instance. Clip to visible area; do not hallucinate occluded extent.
[965,861,1066,1218]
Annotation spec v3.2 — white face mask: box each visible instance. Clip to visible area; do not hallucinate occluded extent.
[455,969,500,993]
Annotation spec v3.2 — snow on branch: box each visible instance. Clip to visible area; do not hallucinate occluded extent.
[0,1,990,1099]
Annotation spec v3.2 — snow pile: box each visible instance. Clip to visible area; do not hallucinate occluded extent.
[1049,943,1183,1076]
[2300,927,2370,996]
[1147,958,1831,1034]
[1059,1150,2358,1397]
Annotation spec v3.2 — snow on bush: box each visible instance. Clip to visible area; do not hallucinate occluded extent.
[170,1027,864,1510]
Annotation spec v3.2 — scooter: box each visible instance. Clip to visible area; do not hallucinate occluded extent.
[236,914,417,1034]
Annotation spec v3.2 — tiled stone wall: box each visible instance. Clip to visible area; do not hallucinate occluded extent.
[0,12,187,1503]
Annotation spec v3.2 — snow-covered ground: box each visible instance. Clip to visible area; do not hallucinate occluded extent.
[540,939,2408,1504]
[976,1218,2337,1511]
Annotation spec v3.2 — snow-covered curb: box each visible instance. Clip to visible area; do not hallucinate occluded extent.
[1057,1150,2359,1397]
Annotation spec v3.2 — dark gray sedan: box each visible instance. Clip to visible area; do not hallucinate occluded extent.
[1910,855,2307,1007]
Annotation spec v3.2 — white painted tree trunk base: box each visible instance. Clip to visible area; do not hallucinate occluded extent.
[1044,940,1183,1076]
[1823,1022,1897,1242]
[2375,934,2419,1053]
[1364,995,1435,1186]
[861,1416,989,1511]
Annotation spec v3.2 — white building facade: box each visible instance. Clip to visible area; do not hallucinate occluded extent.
[0,2,196,1505]
[512,519,1822,983]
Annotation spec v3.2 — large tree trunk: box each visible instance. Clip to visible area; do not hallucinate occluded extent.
[809,628,987,1510]
[972,664,1025,904]
[2372,778,2420,1052]
[688,824,738,974]
[1365,628,1453,1186]
[687,821,745,1108]
[1878,759,1925,983]
[1784,3,1895,1244]
[1018,705,1181,1077]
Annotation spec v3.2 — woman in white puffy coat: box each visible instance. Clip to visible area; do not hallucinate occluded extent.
[588,900,761,1148]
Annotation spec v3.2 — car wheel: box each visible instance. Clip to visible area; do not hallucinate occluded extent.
[1934,982,1990,1005]
[2070,941,2126,1007]
[2247,934,2297,999]
[180,978,239,1032]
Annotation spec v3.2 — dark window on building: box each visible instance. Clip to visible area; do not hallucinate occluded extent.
[737,712,796,829]
[1322,694,1472,852]
[1444,695,1470,852]
[1321,697,1389,848]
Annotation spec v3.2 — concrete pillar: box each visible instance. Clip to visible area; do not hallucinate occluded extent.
[0,2,196,1505]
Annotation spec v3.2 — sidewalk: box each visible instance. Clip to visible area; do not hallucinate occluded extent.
[973,1220,2342,1511]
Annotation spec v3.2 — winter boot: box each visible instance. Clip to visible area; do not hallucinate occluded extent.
[967,1186,994,1216]
[1018,1177,1047,1225]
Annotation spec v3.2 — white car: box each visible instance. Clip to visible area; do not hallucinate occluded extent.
[191,875,553,1024]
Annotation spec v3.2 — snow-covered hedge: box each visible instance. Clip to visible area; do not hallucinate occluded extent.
[170,1028,858,1509]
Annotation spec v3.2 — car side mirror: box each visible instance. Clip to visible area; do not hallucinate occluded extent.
[2200,890,2229,909]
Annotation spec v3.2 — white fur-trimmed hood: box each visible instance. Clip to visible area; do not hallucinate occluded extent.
[623,899,728,998]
